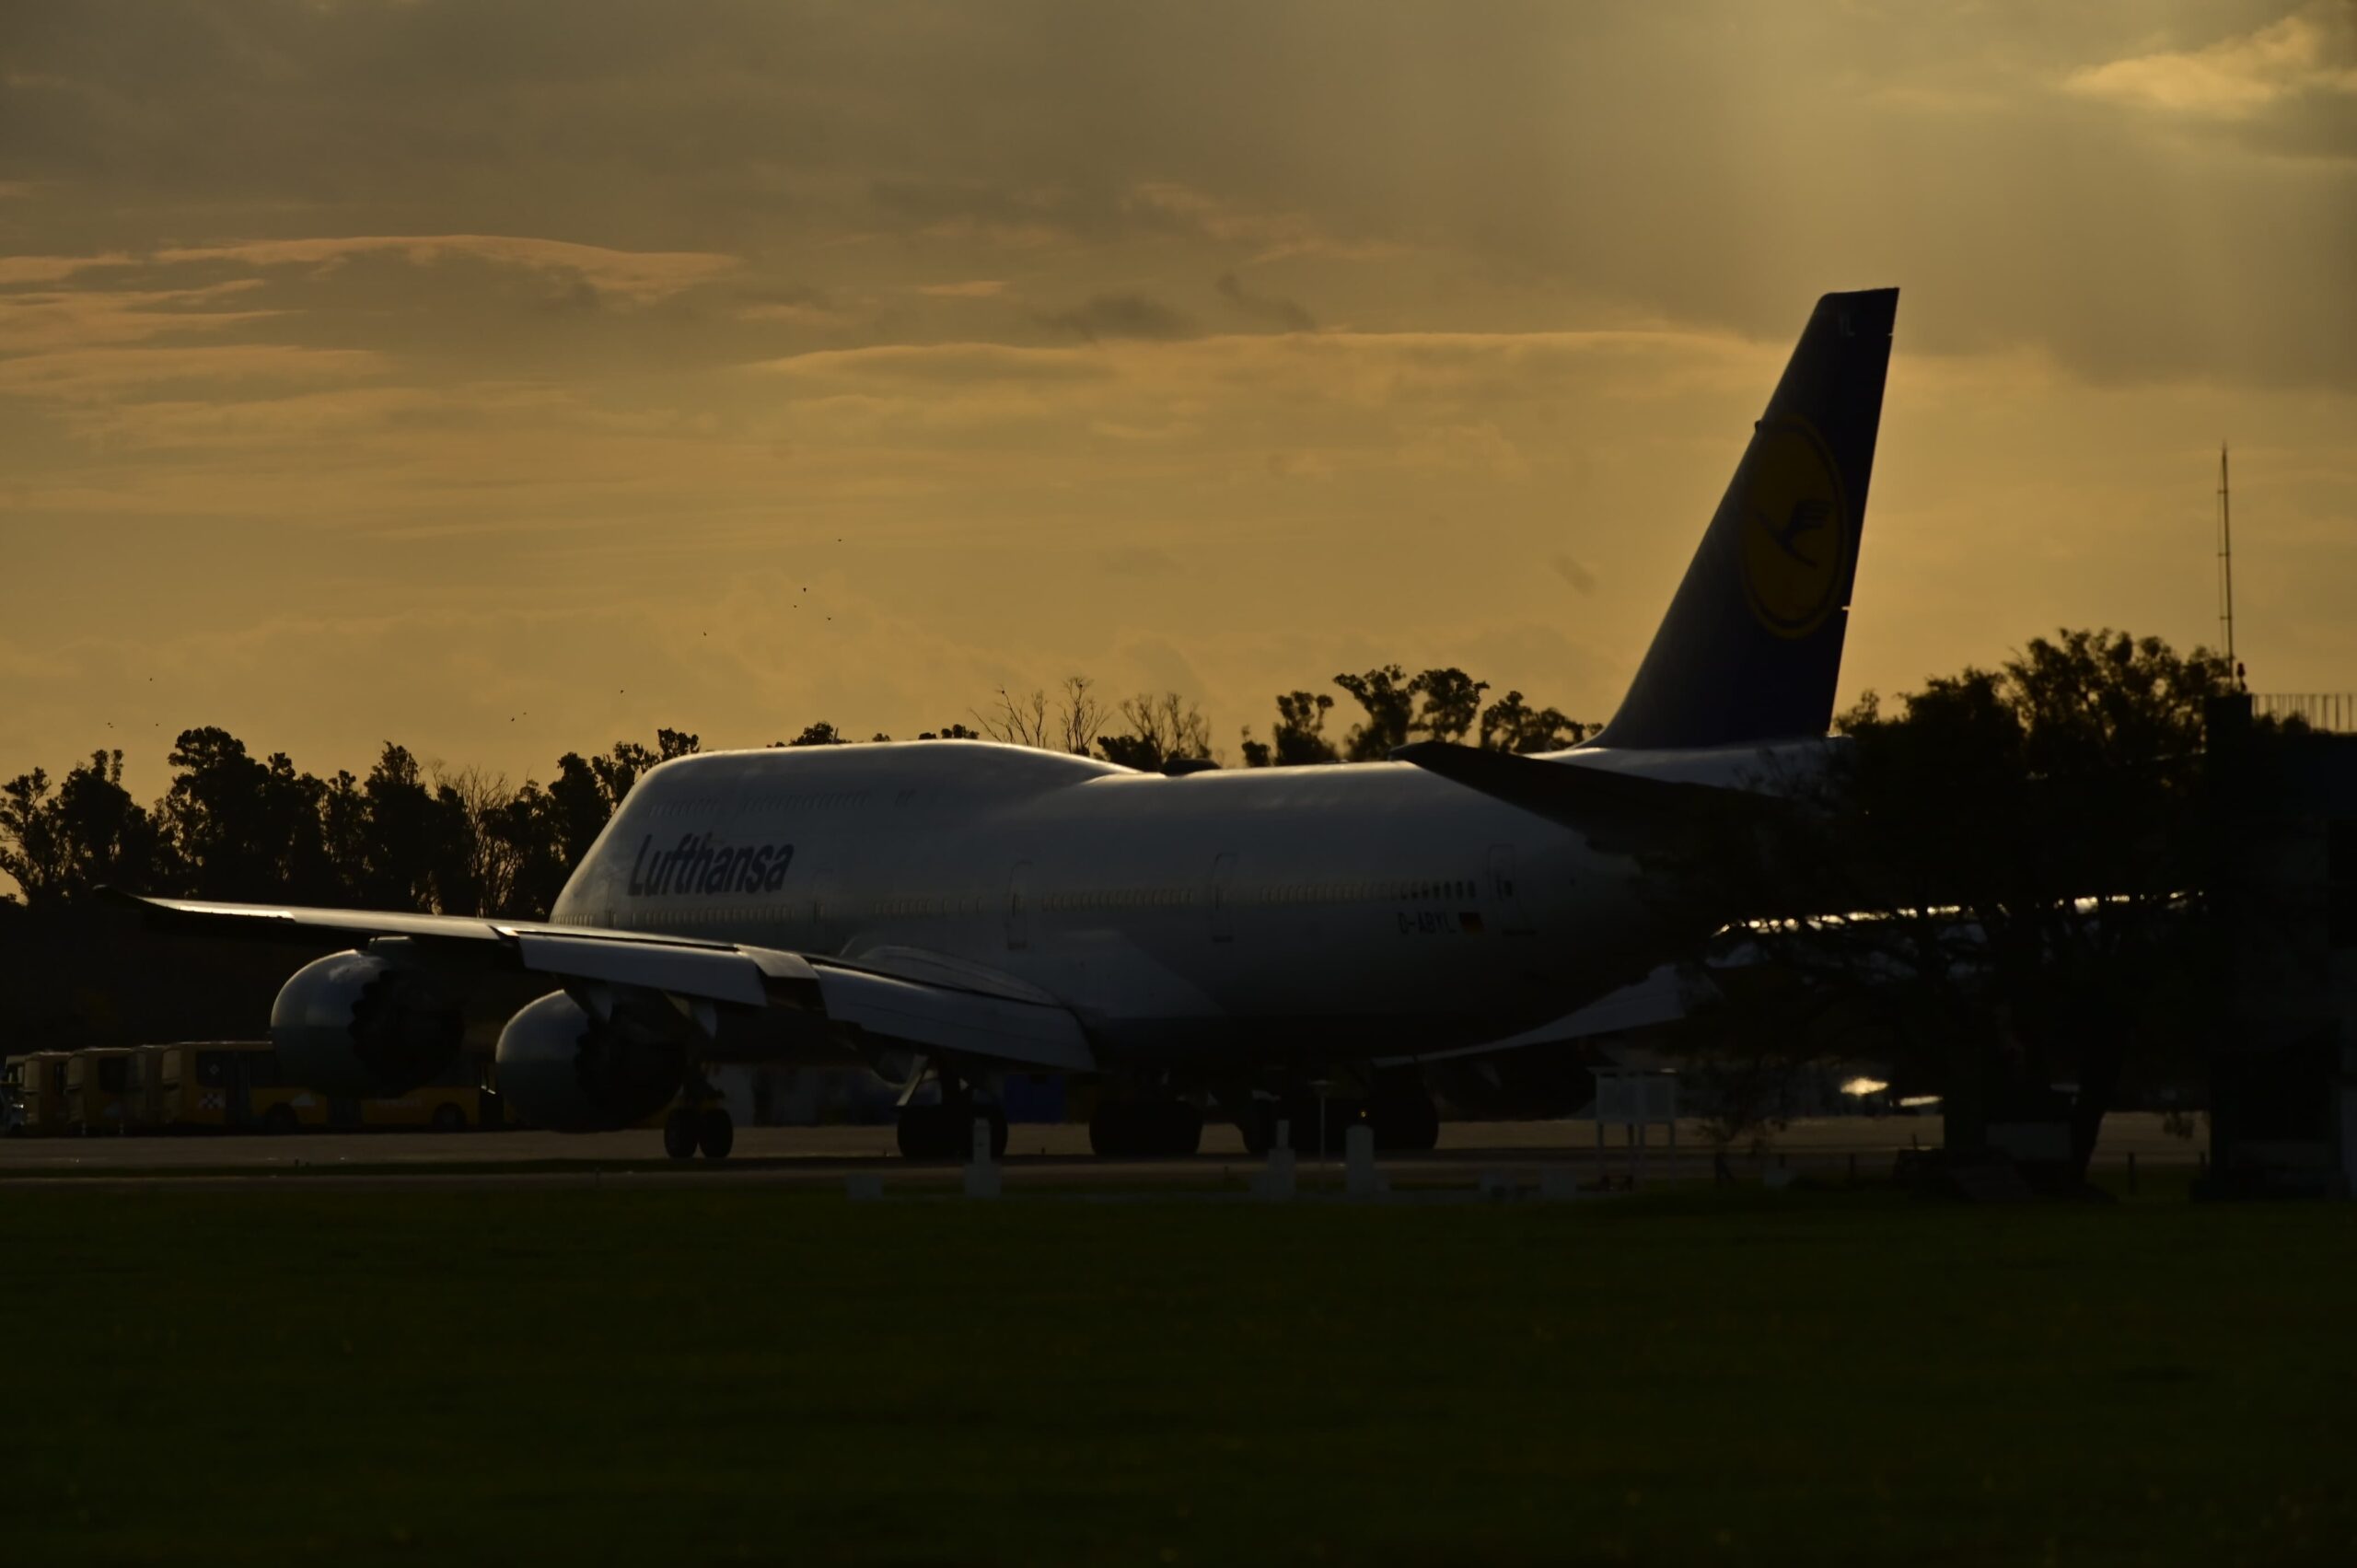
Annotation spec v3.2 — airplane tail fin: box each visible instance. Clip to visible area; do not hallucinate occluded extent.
[1589,288,1897,750]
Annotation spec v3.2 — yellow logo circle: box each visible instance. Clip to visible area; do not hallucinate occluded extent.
[1738,419,1847,639]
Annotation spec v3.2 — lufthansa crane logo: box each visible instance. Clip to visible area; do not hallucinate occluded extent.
[1738,419,1847,639]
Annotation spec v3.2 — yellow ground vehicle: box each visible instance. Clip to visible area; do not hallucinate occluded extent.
[152,1040,490,1133]
[5,1051,73,1136]
[352,1047,488,1131]
[122,1043,172,1132]
[152,1041,327,1133]
[64,1046,139,1136]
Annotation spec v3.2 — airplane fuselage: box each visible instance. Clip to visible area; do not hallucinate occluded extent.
[550,741,1701,1071]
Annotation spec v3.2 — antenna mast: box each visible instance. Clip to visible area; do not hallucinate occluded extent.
[2217,443,2241,687]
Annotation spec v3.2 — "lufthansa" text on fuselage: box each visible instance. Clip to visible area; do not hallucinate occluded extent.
[626,833,795,898]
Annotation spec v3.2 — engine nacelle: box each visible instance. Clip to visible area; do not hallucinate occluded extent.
[272,948,466,1098]
[494,992,685,1132]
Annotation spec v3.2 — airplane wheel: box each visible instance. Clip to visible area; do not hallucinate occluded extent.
[896,1104,952,1160]
[1159,1101,1203,1156]
[1088,1104,1135,1157]
[696,1107,735,1161]
[662,1108,698,1161]
[1372,1084,1441,1152]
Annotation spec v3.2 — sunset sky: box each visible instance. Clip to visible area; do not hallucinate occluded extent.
[4,0,2352,800]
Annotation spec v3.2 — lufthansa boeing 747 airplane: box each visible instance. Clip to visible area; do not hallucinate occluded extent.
[119,288,1898,1161]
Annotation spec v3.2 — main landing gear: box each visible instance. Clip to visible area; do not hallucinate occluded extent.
[663,1102,735,1162]
[1088,1098,1203,1158]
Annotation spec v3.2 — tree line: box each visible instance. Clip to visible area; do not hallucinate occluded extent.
[1675,628,2258,1183]
[0,665,1590,918]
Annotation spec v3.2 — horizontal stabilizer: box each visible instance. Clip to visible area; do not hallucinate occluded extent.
[1391,741,1767,836]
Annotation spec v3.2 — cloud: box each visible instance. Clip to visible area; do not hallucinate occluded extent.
[1035,292,1197,343]
[2064,5,2357,118]
[0,280,274,354]
[752,342,1118,385]
[1129,181,1398,262]
[0,253,138,286]
[0,344,386,402]
[913,280,1008,298]
[152,236,740,304]
[1214,272,1316,332]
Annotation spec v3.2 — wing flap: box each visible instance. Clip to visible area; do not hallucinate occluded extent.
[812,965,1096,1073]
[513,931,812,1008]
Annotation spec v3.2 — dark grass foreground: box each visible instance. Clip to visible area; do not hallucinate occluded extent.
[2,1182,2351,1566]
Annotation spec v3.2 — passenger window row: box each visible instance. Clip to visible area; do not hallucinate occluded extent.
[1039,888,1195,912]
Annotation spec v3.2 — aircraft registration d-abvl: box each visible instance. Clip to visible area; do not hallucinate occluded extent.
[118,288,1898,1161]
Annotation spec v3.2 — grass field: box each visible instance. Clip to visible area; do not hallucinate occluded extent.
[3,1180,2351,1565]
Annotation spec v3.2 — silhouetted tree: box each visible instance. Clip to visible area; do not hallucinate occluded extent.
[1701,629,2235,1183]
[356,743,442,911]
[489,780,569,919]
[1097,693,1213,772]
[1334,665,1418,761]
[1241,691,1341,768]
[159,727,296,901]
[787,722,846,747]
[975,677,1105,755]
[1479,691,1589,753]
[1410,668,1490,744]
[0,768,67,901]
[547,752,612,873]
[0,750,168,904]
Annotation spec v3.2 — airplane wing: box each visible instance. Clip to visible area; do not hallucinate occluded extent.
[106,891,1096,1074]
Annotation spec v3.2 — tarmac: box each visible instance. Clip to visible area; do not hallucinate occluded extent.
[0,1112,2203,1191]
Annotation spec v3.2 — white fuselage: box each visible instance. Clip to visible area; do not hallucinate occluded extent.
[549,741,1718,1071]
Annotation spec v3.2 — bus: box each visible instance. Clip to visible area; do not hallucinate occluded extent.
[123,1043,172,1133]
[64,1047,139,1136]
[152,1041,493,1133]
[4,1051,72,1136]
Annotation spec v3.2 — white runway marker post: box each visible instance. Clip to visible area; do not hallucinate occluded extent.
[1252,1120,1297,1202]
[1343,1123,1387,1199]
[963,1117,1001,1201]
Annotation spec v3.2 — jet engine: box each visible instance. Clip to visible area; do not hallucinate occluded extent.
[493,991,685,1132]
[272,948,466,1098]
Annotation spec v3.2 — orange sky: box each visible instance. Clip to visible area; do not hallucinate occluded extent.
[3,1,2352,804]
